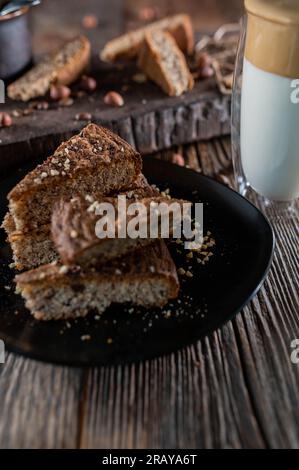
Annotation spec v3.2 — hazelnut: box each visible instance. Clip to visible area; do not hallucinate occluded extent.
[199,66,214,79]
[197,52,215,79]
[171,153,185,167]
[50,85,71,101]
[80,75,97,92]
[103,91,124,107]
[0,112,12,127]
[75,112,92,121]
[197,52,212,69]
[82,14,98,29]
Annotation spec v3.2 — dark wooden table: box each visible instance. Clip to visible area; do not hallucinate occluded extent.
[1,0,299,449]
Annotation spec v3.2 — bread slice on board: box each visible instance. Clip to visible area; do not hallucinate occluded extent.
[15,240,180,321]
[8,36,91,101]
[138,31,194,96]
[51,191,185,268]
[7,124,142,233]
[100,14,194,62]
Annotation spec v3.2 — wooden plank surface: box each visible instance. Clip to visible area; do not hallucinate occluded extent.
[0,136,298,449]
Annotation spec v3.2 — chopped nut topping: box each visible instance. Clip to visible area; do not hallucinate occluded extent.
[59,265,69,274]
[70,230,78,239]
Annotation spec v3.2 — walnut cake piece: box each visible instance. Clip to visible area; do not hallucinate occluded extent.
[15,240,180,321]
[8,36,91,101]
[2,173,150,271]
[100,14,194,62]
[7,124,142,233]
[51,191,186,268]
[138,31,194,96]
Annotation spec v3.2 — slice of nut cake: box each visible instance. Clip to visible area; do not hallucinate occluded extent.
[51,191,186,268]
[138,31,194,96]
[100,14,194,62]
[8,36,91,101]
[15,240,179,321]
[7,124,142,233]
[2,174,151,271]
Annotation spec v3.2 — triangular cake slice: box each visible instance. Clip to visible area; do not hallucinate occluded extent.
[15,240,179,321]
[8,36,91,101]
[7,124,142,233]
[100,14,194,62]
[138,31,194,96]
[2,174,151,271]
[51,191,185,267]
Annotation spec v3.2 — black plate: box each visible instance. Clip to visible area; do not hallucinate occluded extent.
[0,157,274,366]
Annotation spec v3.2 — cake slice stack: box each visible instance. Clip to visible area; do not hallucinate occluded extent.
[3,124,181,320]
[2,124,142,270]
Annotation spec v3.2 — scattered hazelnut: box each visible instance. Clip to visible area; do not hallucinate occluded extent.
[82,14,98,29]
[199,66,214,79]
[75,112,92,121]
[50,85,71,101]
[197,52,212,69]
[80,75,97,92]
[171,153,185,167]
[0,112,12,127]
[103,91,124,107]
[197,52,214,79]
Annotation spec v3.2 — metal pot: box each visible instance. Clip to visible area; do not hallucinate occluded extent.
[0,6,32,81]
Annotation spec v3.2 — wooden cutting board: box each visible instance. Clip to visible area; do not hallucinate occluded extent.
[0,58,231,176]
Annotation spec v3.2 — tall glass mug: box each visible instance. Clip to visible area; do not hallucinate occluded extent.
[232,0,299,214]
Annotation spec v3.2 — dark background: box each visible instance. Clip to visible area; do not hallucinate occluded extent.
[30,0,244,55]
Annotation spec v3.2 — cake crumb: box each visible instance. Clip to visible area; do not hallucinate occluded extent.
[59,265,69,274]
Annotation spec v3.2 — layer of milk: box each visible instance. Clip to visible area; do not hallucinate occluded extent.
[241,58,299,201]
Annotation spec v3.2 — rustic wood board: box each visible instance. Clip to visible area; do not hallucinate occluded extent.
[0,63,231,176]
